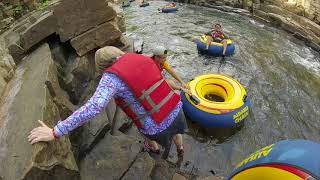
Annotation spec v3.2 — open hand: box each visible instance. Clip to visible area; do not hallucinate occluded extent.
[182,83,188,89]
[28,120,55,144]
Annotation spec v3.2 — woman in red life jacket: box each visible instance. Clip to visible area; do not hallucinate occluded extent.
[205,23,228,59]
[28,46,187,159]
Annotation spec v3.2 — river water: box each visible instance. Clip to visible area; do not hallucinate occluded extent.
[124,1,320,177]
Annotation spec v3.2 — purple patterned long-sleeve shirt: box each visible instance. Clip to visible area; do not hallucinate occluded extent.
[53,72,182,137]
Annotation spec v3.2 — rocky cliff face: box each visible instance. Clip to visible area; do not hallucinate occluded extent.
[0,0,145,179]
[0,43,80,180]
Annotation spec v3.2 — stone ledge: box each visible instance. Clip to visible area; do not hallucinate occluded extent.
[54,0,116,42]
[20,11,57,50]
[70,21,122,56]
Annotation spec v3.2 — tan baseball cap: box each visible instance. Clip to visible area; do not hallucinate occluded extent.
[152,46,167,56]
[95,46,125,73]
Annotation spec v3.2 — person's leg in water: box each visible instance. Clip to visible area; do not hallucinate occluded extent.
[173,134,184,157]
[221,39,227,60]
[147,132,183,159]
[206,36,213,50]
[145,110,187,159]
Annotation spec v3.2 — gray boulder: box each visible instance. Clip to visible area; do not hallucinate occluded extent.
[80,133,142,180]
[0,43,79,180]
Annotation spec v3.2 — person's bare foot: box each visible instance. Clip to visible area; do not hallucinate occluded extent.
[176,145,184,157]
[144,140,160,154]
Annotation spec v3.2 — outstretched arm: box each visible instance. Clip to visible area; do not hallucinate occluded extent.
[28,73,120,144]
[163,62,187,88]
[165,79,191,95]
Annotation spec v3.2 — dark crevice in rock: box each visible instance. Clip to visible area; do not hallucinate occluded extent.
[47,37,80,104]
[48,38,76,70]
[78,124,112,160]
[45,80,57,98]
[67,127,84,165]
[23,33,60,57]
[119,151,144,180]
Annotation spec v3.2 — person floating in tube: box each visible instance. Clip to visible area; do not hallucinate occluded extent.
[158,2,176,11]
[205,23,228,60]
[166,2,176,7]
[28,46,192,160]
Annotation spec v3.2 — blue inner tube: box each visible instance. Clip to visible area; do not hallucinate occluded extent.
[162,7,178,13]
[227,140,320,179]
[181,93,251,128]
[196,39,235,57]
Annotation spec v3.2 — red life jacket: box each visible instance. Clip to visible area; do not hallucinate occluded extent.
[105,53,181,128]
[211,31,225,39]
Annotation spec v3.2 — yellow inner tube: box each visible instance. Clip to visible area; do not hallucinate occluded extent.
[186,74,247,114]
[199,34,233,46]
[231,167,304,180]
[162,5,176,9]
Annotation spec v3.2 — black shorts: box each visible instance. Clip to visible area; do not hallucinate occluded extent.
[144,109,187,149]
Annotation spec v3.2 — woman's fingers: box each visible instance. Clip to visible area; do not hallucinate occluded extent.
[28,120,55,145]
[38,120,48,128]
[183,88,192,95]
[28,133,38,142]
[30,127,42,134]
[30,137,42,145]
